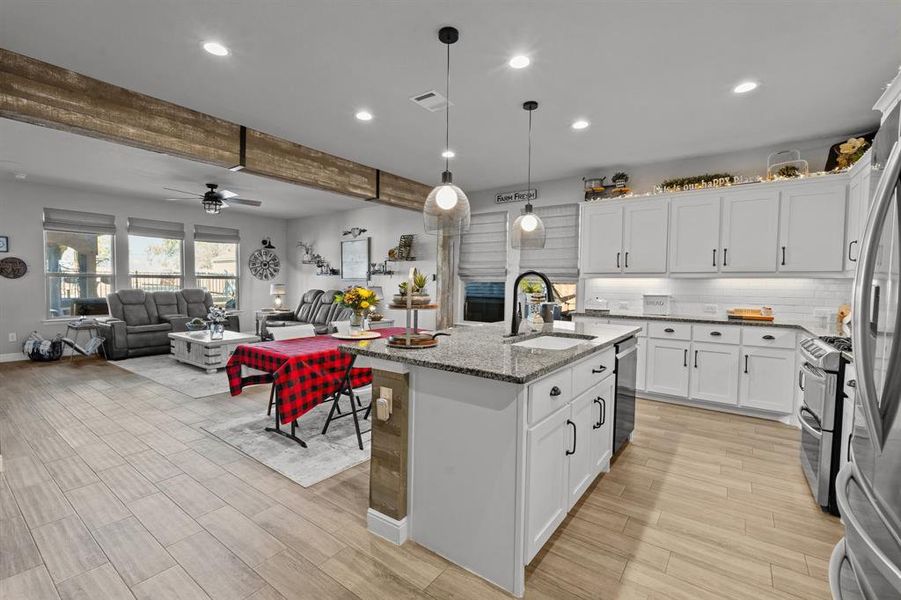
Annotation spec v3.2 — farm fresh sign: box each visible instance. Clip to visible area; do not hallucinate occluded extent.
[495,189,537,204]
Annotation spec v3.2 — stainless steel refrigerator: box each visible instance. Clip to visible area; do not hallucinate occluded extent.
[830,95,901,597]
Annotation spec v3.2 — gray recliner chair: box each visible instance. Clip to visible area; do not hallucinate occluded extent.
[264,288,352,337]
[177,289,239,332]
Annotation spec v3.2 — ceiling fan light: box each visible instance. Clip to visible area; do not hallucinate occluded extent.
[202,197,222,215]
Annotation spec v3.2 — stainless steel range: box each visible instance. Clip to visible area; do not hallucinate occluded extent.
[798,335,851,515]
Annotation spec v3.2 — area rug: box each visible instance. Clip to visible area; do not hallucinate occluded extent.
[201,394,371,487]
[112,354,231,398]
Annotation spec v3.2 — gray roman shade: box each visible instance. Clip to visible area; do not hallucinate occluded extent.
[458,211,508,281]
[43,208,116,234]
[194,224,240,243]
[127,217,185,239]
[518,203,580,280]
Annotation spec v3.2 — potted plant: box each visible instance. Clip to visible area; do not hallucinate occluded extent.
[393,269,432,305]
[519,277,547,305]
[611,172,629,188]
[335,286,380,330]
[206,307,228,340]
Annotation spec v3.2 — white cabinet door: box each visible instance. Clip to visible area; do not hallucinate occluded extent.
[721,189,780,272]
[623,201,668,273]
[581,203,623,274]
[778,182,847,272]
[589,378,616,475]
[846,171,863,272]
[525,408,569,562]
[567,391,595,510]
[646,338,690,397]
[669,194,721,273]
[636,337,647,392]
[689,342,740,406]
[739,347,796,413]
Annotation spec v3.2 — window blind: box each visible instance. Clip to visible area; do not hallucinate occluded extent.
[458,211,507,281]
[194,224,240,243]
[127,217,185,239]
[43,208,116,234]
[518,203,580,280]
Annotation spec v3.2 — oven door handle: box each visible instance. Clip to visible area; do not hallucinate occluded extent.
[799,406,823,439]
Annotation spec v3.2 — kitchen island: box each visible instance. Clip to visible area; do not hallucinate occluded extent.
[342,321,640,597]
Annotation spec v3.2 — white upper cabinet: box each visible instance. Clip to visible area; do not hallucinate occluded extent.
[778,181,847,272]
[721,189,780,272]
[669,194,721,273]
[846,153,875,272]
[581,203,624,274]
[623,201,668,274]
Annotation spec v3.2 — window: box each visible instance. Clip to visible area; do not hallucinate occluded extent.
[194,225,240,308]
[43,208,116,319]
[127,218,185,291]
[518,204,580,280]
[551,282,577,315]
[464,281,505,323]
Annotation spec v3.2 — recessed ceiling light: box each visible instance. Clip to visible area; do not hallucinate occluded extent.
[733,80,758,94]
[202,41,229,56]
[442,150,455,158]
[14,172,27,180]
[571,119,590,130]
[508,55,530,69]
[355,110,373,121]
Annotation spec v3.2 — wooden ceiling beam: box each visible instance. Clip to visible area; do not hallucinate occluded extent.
[0,48,428,209]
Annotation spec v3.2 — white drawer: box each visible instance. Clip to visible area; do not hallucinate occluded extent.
[741,326,796,349]
[692,324,740,345]
[609,319,647,337]
[528,368,572,425]
[648,321,691,340]
[572,348,615,397]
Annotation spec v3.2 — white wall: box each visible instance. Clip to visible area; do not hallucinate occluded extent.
[0,179,287,357]
[462,134,851,325]
[285,204,438,330]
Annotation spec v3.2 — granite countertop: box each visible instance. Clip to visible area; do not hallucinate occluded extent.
[340,322,640,384]
[572,309,840,337]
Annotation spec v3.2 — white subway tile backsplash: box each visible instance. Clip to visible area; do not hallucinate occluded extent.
[584,277,851,320]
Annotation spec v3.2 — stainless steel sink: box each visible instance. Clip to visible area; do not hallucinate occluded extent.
[512,335,586,351]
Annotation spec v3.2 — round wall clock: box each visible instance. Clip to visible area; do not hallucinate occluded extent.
[0,257,27,279]
[249,248,280,280]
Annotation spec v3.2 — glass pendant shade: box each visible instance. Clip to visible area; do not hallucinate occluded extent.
[512,204,546,249]
[424,171,470,235]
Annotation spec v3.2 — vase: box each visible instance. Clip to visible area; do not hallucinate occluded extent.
[350,309,365,333]
[209,322,224,340]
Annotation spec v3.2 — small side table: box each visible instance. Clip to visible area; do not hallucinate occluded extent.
[255,309,294,339]
[65,320,106,360]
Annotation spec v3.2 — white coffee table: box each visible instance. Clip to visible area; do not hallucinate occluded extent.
[168,330,260,373]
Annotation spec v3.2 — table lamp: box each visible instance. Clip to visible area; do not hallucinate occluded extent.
[270,283,286,309]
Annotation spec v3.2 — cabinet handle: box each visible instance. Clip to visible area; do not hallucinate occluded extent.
[683,349,688,367]
[762,334,775,340]
[709,331,722,337]
[712,248,717,267]
[744,354,749,374]
[798,370,805,391]
[593,397,606,429]
[600,397,606,425]
[849,240,858,262]
[592,365,607,374]
[694,350,698,368]
[664,327,675,333]
[616,251,621,269]
[550,386,562,398]
[566,420,577,455]
[723,248,728,266]
[781,246,786,266]
[625,251,630,269]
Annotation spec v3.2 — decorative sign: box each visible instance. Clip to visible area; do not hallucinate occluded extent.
[0,257,27,279]
[496,189,537,204]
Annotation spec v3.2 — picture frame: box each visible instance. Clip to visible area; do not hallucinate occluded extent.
[340,238,370,280]
[0,236,8,253]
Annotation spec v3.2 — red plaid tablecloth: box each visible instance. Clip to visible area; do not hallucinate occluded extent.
[226,328,408,424]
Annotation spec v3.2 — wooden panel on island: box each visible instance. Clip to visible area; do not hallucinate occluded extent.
[368,368,410,521]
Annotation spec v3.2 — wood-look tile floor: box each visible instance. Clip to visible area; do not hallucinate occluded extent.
[0,359,842,599]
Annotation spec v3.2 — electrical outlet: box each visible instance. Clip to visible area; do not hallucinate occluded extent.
[8,333,16,343]
[703,304,718,314]
[380,386,393,401]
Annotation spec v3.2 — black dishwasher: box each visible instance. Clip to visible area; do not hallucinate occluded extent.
[613,336,638,455]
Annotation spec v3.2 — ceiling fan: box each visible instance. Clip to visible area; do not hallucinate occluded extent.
[164,183,262,215]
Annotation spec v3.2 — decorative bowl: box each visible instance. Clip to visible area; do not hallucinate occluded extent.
[392,294,431,305]
[185,320,208,331]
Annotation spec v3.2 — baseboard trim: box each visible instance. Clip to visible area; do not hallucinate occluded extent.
[367,508,408,545]
[0,353,26,363]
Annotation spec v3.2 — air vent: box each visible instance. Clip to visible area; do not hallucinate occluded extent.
[410,90,452,112]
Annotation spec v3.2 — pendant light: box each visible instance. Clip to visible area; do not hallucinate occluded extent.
[423,26,471,236]
[512,101,545,249]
